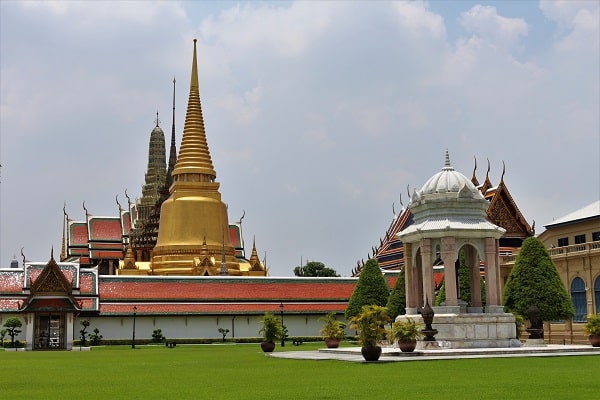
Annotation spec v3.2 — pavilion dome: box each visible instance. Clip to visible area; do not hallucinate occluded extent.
[415,150,482,202]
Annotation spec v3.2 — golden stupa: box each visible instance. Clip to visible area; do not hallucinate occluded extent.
[151,39,242,276]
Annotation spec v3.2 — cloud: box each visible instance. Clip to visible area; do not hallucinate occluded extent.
[458,5,529,50]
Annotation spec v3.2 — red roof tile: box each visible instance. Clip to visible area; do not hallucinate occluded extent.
[0,271,24,292]
[70,222,89,245]
[99,278,357,301]
[89,218,122,241]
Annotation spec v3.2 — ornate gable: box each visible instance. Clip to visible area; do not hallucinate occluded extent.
[21,254,81,312]
[486,180,533,238]
[31,256,72,294]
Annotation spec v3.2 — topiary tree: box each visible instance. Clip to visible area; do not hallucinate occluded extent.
[79,319,90,346]
[3,317,22,348]
[386,268,406,320]
[503,237,574,322]
[345,258,390,320]
[89,328,103,346]
[152,329,165,343]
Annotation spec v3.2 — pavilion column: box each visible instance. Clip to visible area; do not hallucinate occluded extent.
[420,239,435,307]
[442,236,458,307]
[404,243,419,314]
[484,237,502,311]
[467,246,482,309]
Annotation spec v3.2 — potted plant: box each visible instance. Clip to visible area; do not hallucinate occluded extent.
[259,312,282,352]
[319,312,346,348]
[349,305,390,361]
[584,314,600,347]
[389,318,423,352]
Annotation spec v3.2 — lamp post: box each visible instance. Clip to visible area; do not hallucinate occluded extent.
[279,302,285,347]
[132,305,137,349]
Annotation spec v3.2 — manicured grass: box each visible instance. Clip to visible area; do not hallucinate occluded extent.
[1,343,598,399]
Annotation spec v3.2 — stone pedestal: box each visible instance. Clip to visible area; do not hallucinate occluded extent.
[397,312,517,349]
[523,338,546,347]
[417,340,441,350]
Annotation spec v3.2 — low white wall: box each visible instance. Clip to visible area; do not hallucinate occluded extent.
[78,314,350,341]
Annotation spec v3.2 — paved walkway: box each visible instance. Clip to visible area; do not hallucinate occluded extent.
[269,344,600,362]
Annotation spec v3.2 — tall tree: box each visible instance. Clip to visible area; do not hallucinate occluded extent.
[293,261,339,277]
[386,268,406,320]
[345,258,390,320]
[503,237,574,321]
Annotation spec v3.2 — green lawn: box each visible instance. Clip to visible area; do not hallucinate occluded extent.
[1,343,597,399]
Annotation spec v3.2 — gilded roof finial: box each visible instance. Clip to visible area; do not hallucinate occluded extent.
[171,38,216,181]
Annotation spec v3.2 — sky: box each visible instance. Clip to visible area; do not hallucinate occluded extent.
[0,0,598,276]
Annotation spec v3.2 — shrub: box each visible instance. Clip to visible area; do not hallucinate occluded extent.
[152,329,165,343]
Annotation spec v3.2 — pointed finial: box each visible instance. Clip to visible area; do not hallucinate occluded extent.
[125,189,132,209]
[486,158,491,177]
[442,149,453,171]
[500,160,506,183]
[191,38,199,89]
[83,201,89,218]
[472,155,477,179]
[51,246,55,260]
[116,195,123,214]
[155,111,160,127]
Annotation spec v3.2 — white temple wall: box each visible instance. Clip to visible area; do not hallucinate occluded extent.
[76,313,341,341]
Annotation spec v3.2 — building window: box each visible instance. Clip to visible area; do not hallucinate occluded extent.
[574,234,586,244]
[595,276,600,314]
[570,277,587,322]
[592,231,600,242]
[557,237,569,247]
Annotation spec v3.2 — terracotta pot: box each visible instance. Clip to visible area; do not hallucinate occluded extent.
[260,341,276,353]
[398,340,417,353]
[361,345,382,361]
[589,335,600,347]
[325,338,341,348]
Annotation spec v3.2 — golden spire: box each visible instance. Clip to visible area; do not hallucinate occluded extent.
[171,38,216,183]
[152,39,241,276]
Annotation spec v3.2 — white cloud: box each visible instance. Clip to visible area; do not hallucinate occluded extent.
[458,5,529,50]
[391,0,446,40]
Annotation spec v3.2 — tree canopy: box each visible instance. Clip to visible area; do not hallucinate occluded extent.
[503,237,574,322]
[293,261,339,277]
[345,258,390,320]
